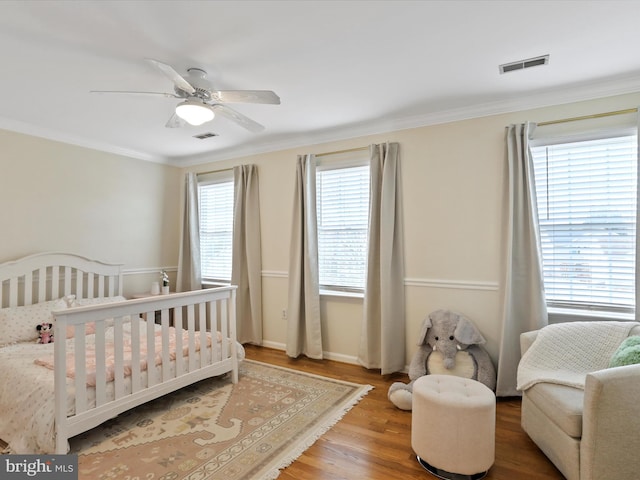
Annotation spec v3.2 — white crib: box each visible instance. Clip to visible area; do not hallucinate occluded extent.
[0,252,239,454]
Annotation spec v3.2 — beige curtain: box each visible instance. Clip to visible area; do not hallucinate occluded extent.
[231,165,263,345]
[177,172,202,292]
[496,123,548,396]
[286,154,323,359]
[358,142,405,375]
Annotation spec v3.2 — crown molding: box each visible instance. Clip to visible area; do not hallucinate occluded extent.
[0,116,168,164]
[174,74,640,166]
[5,74,640,168]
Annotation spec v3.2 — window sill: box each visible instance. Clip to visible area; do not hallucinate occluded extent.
[547,306,635,323]
[320,289,364,299]
[202,280,231,288]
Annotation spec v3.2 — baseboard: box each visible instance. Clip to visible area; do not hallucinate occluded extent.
[260,340,286,351]
[259,340,408,372]
[260,340,358,365]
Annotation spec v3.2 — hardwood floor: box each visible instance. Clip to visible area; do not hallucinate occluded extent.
[244,345,564,480]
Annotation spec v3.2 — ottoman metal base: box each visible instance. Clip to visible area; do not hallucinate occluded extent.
[417,456,488,480]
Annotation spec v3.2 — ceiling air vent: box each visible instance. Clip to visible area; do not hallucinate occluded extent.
[499,54,549,74]
[193,132,218,140]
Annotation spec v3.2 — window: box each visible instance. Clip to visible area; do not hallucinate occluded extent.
[198,173,234,283]
[531,133,638,314]
[316,160,370,292]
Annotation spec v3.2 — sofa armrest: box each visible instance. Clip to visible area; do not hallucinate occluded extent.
[580,363,640,480]
[520,330,539,357]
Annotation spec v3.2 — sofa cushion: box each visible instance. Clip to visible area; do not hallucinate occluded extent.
[525,383,584,438]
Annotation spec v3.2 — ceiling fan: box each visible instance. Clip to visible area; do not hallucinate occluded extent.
[91,59,280,132]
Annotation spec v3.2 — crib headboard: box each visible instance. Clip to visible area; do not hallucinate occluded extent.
[0,252,123,308]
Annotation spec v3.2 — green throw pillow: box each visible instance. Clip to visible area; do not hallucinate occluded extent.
[609,336,640,368]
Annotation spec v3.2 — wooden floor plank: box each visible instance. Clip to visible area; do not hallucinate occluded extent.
[245,344,564,480]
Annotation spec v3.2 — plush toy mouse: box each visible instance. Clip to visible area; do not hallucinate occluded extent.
[388,309,496,410]
[36,322,54,344]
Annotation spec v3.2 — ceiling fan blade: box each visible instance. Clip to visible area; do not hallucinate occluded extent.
[165,113,186,129]
[211,104,265,132]
[90,90,180,98]
[146,58,196,95]
[211,90,280,105]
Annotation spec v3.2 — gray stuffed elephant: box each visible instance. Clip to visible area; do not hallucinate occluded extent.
[388,309,496,410]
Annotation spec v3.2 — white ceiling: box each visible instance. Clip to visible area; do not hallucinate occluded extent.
[2,0,640,166]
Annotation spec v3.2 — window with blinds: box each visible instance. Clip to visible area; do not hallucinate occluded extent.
[198,176,234,283]
[531,134,638,313]
[316,163,370,291]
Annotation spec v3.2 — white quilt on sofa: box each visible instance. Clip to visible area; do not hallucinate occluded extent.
[517,321,639,391]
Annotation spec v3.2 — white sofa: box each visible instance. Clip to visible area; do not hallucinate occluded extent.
[519,323,640,480]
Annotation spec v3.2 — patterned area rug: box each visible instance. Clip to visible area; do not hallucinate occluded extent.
[70,360,372,480]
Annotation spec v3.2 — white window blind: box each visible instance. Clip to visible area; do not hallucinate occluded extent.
[531,134,638,313]
[316,164,370,291]
[198,178,234,282]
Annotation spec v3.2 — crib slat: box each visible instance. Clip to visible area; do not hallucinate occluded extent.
[24,272,33,306]
[75,270,83,298]
[38,267,47,302]
[198,302,207,367]
[131,316,141,393]
[221,298,229,359]
[87,273,95,299]
[75,331,88,414]
[108,277,115,297]
[98,276,105,297]
[114,318,124,399]
[187,304,196,372]
[161,310,171,382]
[9,277,18,307]
[64,267,72,296]
[174,308,184,376]
[210,301,219,365]
[146,314,156,386]
[51,266,59,300]
[94,322,107,406]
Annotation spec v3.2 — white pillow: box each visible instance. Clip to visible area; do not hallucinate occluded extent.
[0,298,68,345]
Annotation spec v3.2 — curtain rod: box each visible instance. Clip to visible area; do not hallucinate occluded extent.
[537,108,638,127]
[195,167,233,177]
[314,146,369,158]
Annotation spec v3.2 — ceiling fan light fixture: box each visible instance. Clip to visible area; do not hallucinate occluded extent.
[175,99,214,126]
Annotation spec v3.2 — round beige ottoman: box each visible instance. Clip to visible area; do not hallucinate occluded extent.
[411,375,495,480]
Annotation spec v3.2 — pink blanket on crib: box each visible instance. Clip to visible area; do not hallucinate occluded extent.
[35,327,222,386]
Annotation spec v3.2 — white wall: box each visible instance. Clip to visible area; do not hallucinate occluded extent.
[0,130,182,296]
[185,91,640,368]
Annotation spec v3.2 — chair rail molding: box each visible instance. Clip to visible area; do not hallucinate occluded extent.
[123,266,178,276]
[404,277,499,291]
[262,271,499,292]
